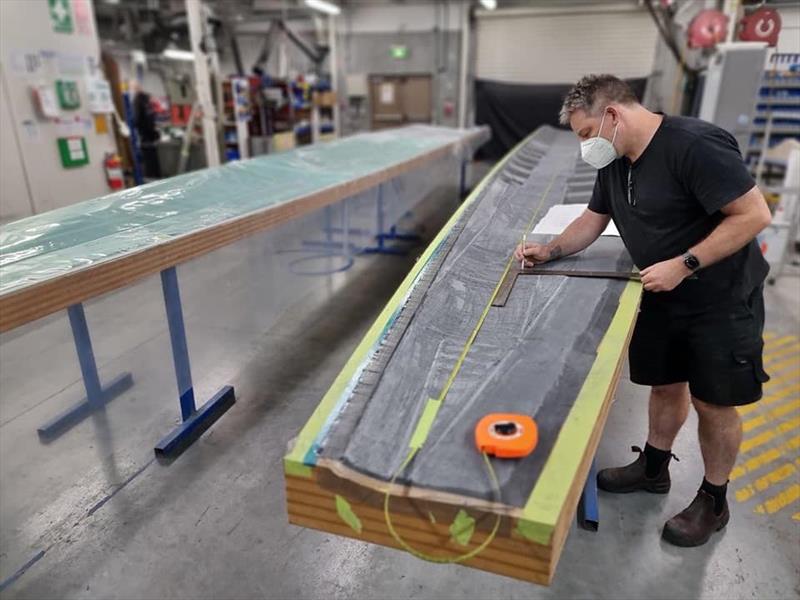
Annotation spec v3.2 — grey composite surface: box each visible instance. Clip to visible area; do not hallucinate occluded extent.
[320,127,633,508]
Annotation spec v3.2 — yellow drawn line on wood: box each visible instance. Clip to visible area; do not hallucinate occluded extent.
[735,459,800,502]
[764,335,799,351]
[754,483,800,515]
[764,343,800,363]
[731,434,800,481]
[740,415,800,454]
[792,512,800,521]
[742,399,800,433]
[738,383,800,417]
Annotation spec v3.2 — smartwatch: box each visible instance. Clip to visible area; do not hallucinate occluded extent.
[682,251,701,272]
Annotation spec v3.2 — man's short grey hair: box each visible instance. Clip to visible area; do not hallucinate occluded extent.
[559,74,638,126]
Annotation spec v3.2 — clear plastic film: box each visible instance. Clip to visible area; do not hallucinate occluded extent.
[0,125,488,296]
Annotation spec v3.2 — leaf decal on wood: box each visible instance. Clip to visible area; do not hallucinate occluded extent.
[449,509,475,546]
[335,494,362,534]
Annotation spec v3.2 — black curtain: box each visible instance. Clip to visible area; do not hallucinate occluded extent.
[474,78,648,159]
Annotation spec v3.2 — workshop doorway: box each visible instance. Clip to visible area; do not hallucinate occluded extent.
[368,74,432,130]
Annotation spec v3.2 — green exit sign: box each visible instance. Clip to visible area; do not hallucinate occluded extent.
[390,45,409,59]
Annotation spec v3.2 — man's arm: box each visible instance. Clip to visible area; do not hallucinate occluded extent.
[514,209,611,266]
[640,185,771,292]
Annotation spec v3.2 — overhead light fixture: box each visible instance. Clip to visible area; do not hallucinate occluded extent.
[304,0,341,16]
[480,0,497,9]
[162,48,195,61]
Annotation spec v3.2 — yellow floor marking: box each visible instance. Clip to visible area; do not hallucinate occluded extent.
[764,343,800,363]
[764,368,800,390]
[793,512,800,521]
[735,459,800,502]
[738,383,800,416]
[763,331,777,341]
[740,415,800,454]
[754,483,800,515]
[742,399,800,433]
[764,335,799,351]
[765,357,800,381]
[731,434,800,481]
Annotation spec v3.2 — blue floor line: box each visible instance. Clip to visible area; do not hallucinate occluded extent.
[0,549,46,592]
[87,457,155,517]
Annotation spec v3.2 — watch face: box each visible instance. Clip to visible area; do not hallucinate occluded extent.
[685,254,700,270]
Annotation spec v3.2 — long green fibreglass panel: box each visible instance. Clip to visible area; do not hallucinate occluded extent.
[0,126,483,295]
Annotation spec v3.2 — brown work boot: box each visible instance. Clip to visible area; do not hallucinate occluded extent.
[597,446,672,494]
[662,490,730,547]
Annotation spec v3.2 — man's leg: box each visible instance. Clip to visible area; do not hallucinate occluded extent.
[597,382,689,493]
[661,397,739,547]
[647,382,691,450]
[661,284,767,548]
[693,396,743,486]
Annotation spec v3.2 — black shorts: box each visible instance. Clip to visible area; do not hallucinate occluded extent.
[628,285,770,406]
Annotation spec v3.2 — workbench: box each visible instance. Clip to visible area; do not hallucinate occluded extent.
[0,125,488,458]
[284,126,642,585]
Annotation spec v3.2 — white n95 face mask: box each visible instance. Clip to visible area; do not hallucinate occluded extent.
[580,110,620,169]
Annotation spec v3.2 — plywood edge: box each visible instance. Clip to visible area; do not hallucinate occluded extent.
[284,464,556,585]
[315,457,522,516]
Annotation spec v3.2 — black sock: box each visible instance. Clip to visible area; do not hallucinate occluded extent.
[701,478,728,516]
[643,442,672,478]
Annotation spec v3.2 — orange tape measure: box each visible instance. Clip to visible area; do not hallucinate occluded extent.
[475,413,538,458]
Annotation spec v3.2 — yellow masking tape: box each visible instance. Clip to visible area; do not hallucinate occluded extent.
[409,399,443,449]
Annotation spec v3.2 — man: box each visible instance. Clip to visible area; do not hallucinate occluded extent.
[515,74,772,547]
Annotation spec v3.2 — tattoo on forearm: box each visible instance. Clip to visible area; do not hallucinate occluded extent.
[548,245,563,262]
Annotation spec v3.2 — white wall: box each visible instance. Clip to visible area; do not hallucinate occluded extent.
[0,0,117,220]
[775,4,800,54]
[474,3,658,84]
[344,2,460,34]
[0,67,34,222]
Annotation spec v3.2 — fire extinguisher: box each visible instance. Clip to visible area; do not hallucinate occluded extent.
[104,153,125,190]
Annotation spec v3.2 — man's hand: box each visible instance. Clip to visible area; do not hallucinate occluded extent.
[640,257,692,292]
[514,242,557,267]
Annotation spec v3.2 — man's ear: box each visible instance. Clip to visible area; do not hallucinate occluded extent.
[606,106,620,125]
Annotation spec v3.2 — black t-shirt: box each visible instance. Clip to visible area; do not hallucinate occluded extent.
[588,114,769,306]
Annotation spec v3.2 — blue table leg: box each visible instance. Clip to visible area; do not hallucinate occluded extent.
[302,203,363,253]
[37,304,134,442]
[577,459,599,531]
[362,184,419,256]
[154,266,235,459]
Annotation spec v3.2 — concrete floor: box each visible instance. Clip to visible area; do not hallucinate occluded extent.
[1,173,799,599]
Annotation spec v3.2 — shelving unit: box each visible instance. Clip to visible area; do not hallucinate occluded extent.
[748,53,800,180]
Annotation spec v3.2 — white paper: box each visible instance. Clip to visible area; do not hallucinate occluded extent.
[34,85,60,118]
[9,50,43,78]
[86,77,113,113]
[56,116,83,137]
[531,203,619,237]
[379,83,394,105]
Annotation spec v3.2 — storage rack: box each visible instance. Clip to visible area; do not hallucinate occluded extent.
[749,53,800,182]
